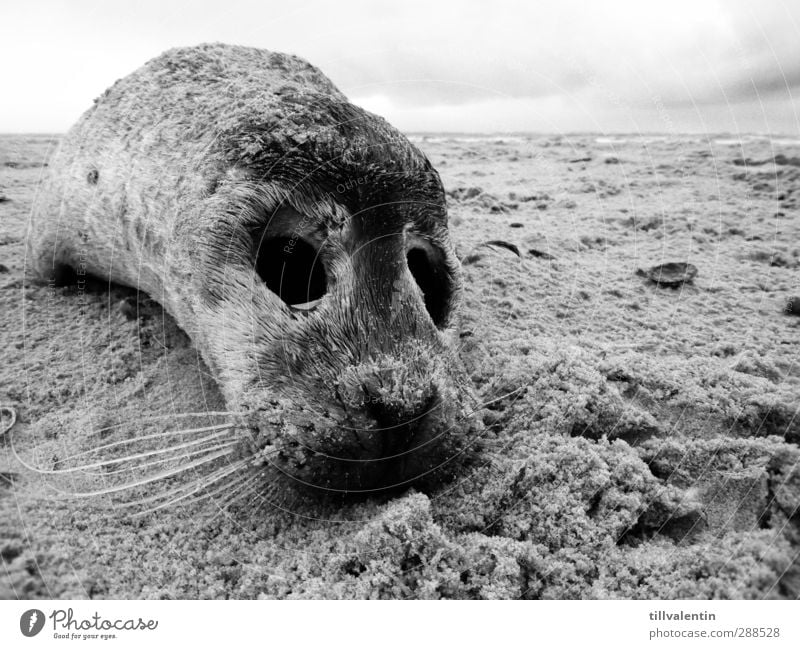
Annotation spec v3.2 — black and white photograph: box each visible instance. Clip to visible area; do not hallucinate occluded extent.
[0,0,799,639]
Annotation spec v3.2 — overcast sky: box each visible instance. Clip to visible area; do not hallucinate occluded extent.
[2,0,798,134]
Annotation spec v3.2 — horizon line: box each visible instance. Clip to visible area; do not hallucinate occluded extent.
[2,130,799,138]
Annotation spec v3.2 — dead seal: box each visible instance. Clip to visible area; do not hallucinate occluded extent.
[25,43,479,498]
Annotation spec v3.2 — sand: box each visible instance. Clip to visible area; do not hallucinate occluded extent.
[1,132,798,599]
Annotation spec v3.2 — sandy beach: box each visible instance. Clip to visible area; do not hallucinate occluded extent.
[1,132,798,599]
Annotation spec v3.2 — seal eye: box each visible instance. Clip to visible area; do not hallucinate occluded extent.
[255,236,327,309]
[406,246,449,328]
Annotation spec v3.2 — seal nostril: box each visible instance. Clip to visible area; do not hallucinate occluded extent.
[406,247,449,327]
[255,236,327,308]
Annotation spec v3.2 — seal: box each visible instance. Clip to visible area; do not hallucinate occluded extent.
[26,43,479,495]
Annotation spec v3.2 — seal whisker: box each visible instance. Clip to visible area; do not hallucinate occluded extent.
[210,476,261,512]
[473,386,527,411]
[67,442,239,478]
[247,483,305,518]
[184,471,255,508]
[124,461,249,515]
[77,413,245,441]
[55,423,237,465]
[37,448,235,498]
[228,469,294,509]
[192,476,260,524]
[39,432,236,475]
[182,450,286,511]
[420,387,526,449]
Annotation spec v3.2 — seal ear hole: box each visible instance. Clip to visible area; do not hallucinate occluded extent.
[255,236,327,308]
[406,247,449,328]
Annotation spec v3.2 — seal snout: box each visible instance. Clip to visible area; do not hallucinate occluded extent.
[250,349,470,494]
[334,351,443,462]
[338,353,437,423]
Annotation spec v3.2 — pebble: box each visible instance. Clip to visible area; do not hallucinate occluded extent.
[637,262,698,288]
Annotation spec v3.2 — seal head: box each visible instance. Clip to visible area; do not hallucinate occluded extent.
[27,44,478,495]
[205,87,473,493]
